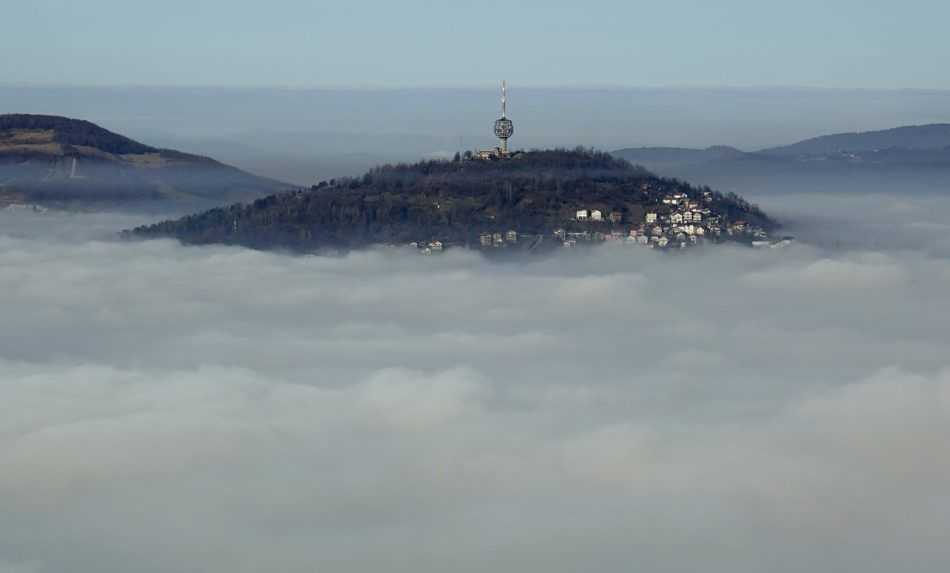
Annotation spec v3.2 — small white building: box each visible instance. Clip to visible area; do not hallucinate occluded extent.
[506,230,518,243]
[576,209,589,221]
[429,241,444,251]
[645,212,657,224]
[670,213,684,224]
[590,210,603,222]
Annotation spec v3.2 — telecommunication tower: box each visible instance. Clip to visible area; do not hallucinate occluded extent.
[493,81,514,155]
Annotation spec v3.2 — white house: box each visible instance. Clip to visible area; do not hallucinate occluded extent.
[576,209,589,220]
[590,210,603,222]
[670,213,684,224]
[645,212,657,223]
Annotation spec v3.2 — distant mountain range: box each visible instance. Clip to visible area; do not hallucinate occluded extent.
[0,114,290,211]
[614,124,950,195]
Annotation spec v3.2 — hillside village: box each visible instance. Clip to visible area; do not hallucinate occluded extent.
[409,185,788,255]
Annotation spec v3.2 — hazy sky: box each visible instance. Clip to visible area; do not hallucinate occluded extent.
[3,0,948,88]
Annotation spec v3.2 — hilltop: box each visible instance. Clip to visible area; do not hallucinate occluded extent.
[0,114,290,210]
[130,149,776,253]
[614,124,950,195]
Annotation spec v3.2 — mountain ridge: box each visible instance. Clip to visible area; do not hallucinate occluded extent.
[763,123,950,156]
[0,114,291,211]
[613,123,950,195]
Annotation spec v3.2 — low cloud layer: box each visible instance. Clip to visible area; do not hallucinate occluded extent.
[2,196,949,572]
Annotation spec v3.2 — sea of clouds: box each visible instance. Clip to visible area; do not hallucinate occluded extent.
[2,194,949,572]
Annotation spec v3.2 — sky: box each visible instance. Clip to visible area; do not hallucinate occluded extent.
[3,0,949,89]
[2,191,950,572]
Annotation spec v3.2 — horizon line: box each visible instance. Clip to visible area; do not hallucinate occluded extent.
[3,82,950,94]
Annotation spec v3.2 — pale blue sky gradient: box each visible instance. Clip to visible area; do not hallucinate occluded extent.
[2,0,948,88]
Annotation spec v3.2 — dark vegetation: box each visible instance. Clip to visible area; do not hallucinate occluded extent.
[131,148,773,251]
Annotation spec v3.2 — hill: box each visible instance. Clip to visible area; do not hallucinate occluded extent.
[129,149,776,253]
[763,124,950,157]
[613,124,950,195]
[0,114,290,210]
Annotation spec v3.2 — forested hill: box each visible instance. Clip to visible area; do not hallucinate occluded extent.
[130,148,775,252]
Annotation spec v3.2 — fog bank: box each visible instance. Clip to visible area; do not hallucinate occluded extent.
[1,194,949,572]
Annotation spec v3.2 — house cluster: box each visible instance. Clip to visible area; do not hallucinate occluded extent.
[557,191,772,250]
[2,203,49,214]
[574,209,623,224]
[410,230,531,255]
[406,190,781,255]
[408,240,445,255]
[479,229,521,248]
